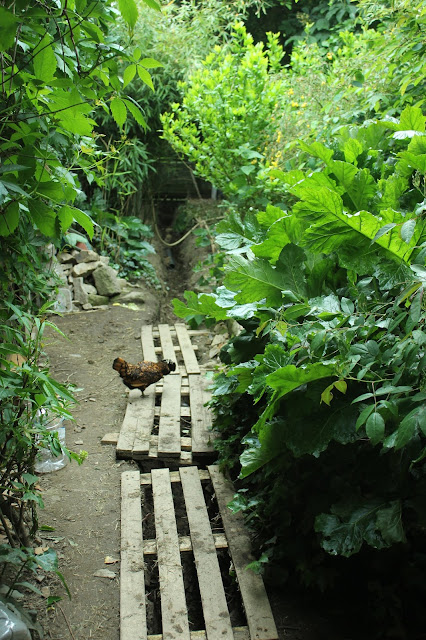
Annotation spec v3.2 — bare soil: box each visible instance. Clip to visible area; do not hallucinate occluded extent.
[33,234,341,640]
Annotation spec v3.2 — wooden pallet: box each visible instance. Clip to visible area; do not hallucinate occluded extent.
[104,324,215,464]
[120,466,278,640]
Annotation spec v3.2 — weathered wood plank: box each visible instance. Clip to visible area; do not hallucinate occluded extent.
[140,469,211,485]
[158,323,177,363]
[143,533,228,555]
[152,329,211,338]
[133,386,156,457]
[154,345,198,353]
[150,435,192,452]
[141,325,157,361]
[116,389,141,457]
[154,406,191,418]
[121,471,146,640]
[179,466,234,640]
[101,432,119,445]
[158,374,182,457]
[188,375,214,455]
[152,469,191,640]
[147,627,250,640]
[174,323,200,374]
[116,388,153,458]
[208,466,278,640]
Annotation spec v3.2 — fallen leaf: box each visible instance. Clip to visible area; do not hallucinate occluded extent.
[34,546,49,555]
[41,586,51,598]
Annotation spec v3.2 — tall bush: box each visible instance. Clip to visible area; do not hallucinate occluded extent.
[173,108,426,631]
[161,23,284,204]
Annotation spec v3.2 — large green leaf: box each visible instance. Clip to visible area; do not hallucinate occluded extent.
[110,97,127,129]
[315,500,401,557]
[394,405,426,450]
[0,201,20,237]
[253,216,304,263]
[0,7,18,52]
[28,201,57,237]
[33,35,57,82]
[173,291,228,323]
[398,106,425,133]
[118,0,138,28]
[123,99,147,130]
[345,168,376,211]
[276,243,307,300]
[63,206,94,240]
[224,256,285,306]
[266,362,336,398]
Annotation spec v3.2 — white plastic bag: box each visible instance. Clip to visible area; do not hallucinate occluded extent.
[0,602,31,640]
[34,410,68,473]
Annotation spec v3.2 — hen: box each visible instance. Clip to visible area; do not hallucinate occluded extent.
[112,357,176,394]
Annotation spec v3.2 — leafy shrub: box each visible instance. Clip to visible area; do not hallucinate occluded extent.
[161,23,284,204]
[173,108,426,607]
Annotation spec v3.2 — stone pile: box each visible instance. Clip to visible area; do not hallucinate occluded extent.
[52,248,135,313]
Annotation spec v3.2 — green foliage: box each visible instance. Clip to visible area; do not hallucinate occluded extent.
[161,22,284,203]
[0,305,86,546]
[0,0,157,600]
[91,209,159,285]
[173,109,426,598]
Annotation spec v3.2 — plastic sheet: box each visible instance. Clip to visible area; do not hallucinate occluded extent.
[34,411,68,473]
[0,603,31,640]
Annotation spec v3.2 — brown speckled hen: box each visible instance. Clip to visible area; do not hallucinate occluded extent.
[112,357,176,394]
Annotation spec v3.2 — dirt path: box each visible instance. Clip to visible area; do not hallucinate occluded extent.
[39,305,157,640]
[36,234,341,640]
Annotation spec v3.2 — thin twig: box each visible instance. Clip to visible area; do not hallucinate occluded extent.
[58,604,78,640]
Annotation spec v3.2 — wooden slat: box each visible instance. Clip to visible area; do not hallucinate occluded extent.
[154,406,191,418]
[147,627,250,640]
[154,345,198,354]
[156,385,189,396]
[143,532,228,555]
[116,388,153,458]
[175,324,200,374]
[179,467,234,640]
[189,375,214,455]
[141,325,157,361]
[152,469,190,640]
[101,432,119,445]
[140,469,211,485]
[150,435,192,452]
[208,466,278,640]
[158,374,182,456]
[121,471,146,640]
[158,323,177,363]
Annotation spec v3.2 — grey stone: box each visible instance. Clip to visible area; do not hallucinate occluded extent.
[52,261,68,285]
[57,251,75,264]
[88,293,110,306]
[92,264,121,297]
[99,255,110,265]
[82,303,93,310]
[73,277,89,305]
[75,249,100,264]
[82,283,97,295]
[72,261,101,277]
[112,290,146,305]
[53,287,73,313]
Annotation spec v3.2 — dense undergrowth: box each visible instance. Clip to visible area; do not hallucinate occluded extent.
[167,1,426,636]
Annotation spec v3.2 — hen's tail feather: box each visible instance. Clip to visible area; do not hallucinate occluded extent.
[112,357,127,375]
